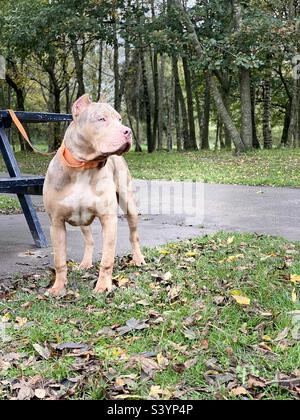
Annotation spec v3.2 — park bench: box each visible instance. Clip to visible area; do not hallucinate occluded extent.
[0,110,72,247]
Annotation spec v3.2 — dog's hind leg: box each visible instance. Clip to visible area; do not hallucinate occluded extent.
[79,226,94,269]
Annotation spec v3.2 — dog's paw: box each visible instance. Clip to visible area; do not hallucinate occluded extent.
[132,253,146,266]
[46,286,66,298]
[79,261,93,270]
[93,281,112,294]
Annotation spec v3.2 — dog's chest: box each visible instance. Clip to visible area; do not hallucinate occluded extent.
[59,172,116,225]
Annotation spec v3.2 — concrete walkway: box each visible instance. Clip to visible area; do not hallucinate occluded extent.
[1,180,300,276]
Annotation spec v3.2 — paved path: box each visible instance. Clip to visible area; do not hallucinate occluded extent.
[1,180,300,276]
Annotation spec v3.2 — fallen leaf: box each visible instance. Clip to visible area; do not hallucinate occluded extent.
[117,318,149,336]
[15,317,28,327]
[149,385,172,399]
[34,389,46,399]
[137,357,161,377]
[290,274,300,284]
[248,375,267,389]
[54,342,90,352]
[157,353,169,368]
[183,328,198,340]
[213,295,226,306]
[0,359,11,373]
[17,386,34,400]
[231,387,248,397]
[274,327,289,342]
[163,272,172,281]
[230,291,251,306]
[184,358,198,369]
[200,339,209,350]
[167,285,181,302]
[185,251,197,257]
[227,236,235,245]
[33,343,51,360]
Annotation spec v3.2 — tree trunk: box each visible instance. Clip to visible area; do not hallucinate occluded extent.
[173,0,245,152]
[172,56,182,151]
[201,71,210,149]
[210,75,245,152]
[262,78,273,149]
[140,50,153,153]
[152,48,159,151]
[158,54,165,150]
[182,57,197,150]
[250,83,260,149]
[113,22,120,111]
[240,68,253,149]
[172,56,188,150]
[5,72,31,152]
[71,38,85,98]
[135,56,142,152]
[97,41,103,101]
[281,100,292,146]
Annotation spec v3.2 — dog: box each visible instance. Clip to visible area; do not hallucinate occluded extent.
[43,94,145,296]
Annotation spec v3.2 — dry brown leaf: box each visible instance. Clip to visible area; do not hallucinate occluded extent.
[231,386,248,397]
[33,343,51,360]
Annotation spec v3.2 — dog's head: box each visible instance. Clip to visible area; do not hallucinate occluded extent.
[71,94,132,158]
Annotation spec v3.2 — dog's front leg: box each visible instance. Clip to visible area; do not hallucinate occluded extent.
[48,221,67,297]
[94,214,117,293]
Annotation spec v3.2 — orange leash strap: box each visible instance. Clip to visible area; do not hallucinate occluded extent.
[7,109,56,156]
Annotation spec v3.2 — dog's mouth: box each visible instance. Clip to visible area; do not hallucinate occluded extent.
[115,142,131,155]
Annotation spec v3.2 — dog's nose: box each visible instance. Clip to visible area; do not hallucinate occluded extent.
[122,128,132,138]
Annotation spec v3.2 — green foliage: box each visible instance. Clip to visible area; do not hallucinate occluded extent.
[1,233,300,399]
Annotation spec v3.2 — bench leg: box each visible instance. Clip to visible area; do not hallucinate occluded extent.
[0,127,48,248]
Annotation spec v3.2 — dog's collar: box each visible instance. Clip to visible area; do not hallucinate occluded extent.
[59,143,107,170]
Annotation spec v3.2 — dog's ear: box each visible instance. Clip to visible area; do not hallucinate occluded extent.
[72,94,92,118]
[98,93,107,103]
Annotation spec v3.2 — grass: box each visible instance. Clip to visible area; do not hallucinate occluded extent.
[0,195,21,214]
[1,232,300,400]
[1,148,300,187]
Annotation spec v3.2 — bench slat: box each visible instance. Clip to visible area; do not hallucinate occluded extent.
[0,176,44,195]
[0,110,72,128]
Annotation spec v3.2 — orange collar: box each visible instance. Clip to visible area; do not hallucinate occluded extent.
[59,143,107,170]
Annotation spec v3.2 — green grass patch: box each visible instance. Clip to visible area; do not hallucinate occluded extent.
[0,195,21,214]
[1,232,300,400]
[1,149,300,187]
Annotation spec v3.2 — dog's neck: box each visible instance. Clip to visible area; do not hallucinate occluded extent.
[63,122,106,164]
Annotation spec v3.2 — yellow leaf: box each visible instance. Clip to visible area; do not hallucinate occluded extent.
[149,385,172,399]
[262,335,272,342]
[185,251,197,257]
[159,249,170,255]
[292,288,297,303]
[149,385,162,399]
[227,236,235,245]
[1,313,11,323]
[290,274,300,284]
[227,254,244,262]
[231,387,248,397]
[231,291,251,306]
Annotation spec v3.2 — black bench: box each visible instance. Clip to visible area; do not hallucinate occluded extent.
[0,110,72,247]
